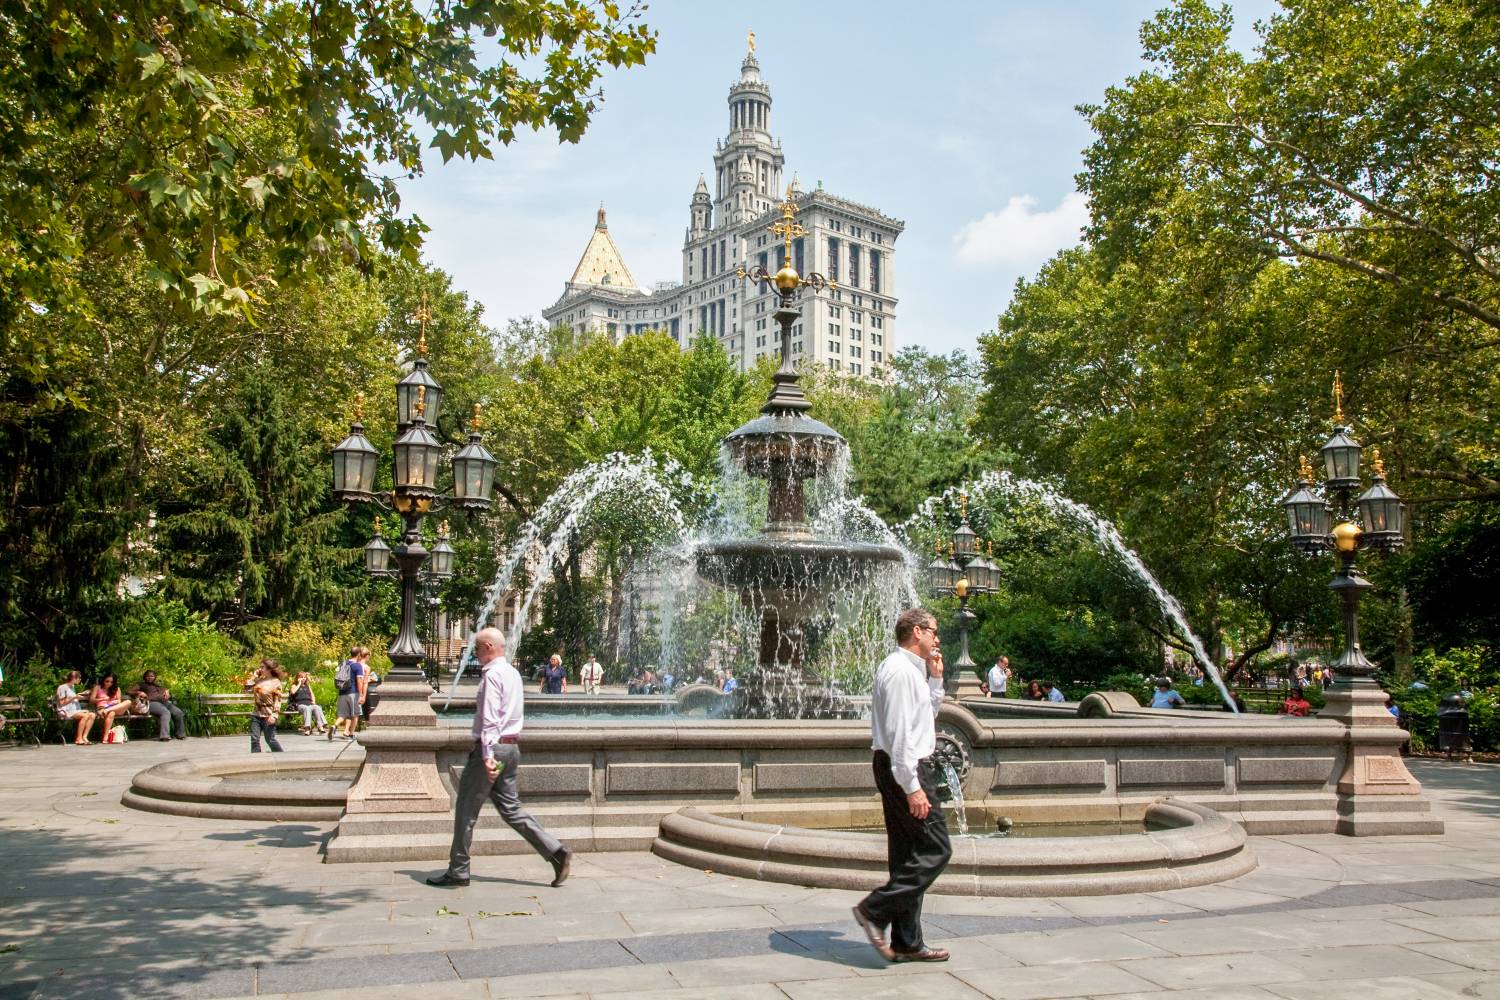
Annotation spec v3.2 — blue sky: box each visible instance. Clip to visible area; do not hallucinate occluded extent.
[400,1,1277,357]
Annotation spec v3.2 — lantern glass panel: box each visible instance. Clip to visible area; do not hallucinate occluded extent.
[452,437,497,504]
[429,539,455,579]
[396,365,443,427]
[332,428,379,497]
[1357,482,1403,536]
[393,423,442,491]
[1284,485,1328,541]
[1321,429,1362,486]
[364,535,392,576]
[952,522,978,558]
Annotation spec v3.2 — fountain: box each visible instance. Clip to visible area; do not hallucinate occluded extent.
[123,193,1443,887]
[695,214,903,717]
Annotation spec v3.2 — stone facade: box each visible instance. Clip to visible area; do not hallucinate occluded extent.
[543,44,903,377]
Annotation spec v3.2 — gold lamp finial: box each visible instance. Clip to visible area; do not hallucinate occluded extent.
[439,520,450,538]
[1298,454,1316,482]
[1370,446,1386,478]
[959,492,969,520]
[415,384,427,419]
[414,292,432,356]
[1333,369,1344,424]
[469,402,483,431]
[955,577,969,599]
[353,391,365,422]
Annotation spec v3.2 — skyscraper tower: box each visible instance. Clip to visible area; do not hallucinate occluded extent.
[545,38,903,379]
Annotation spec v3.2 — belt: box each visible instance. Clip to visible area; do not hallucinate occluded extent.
[476,735,520,745]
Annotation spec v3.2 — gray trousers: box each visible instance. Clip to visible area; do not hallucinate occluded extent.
[446,743,562,878]
[147,700,186,739]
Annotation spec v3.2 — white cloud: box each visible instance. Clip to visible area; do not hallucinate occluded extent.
[952,191,1089,267]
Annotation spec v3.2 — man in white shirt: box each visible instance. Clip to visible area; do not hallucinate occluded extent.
[852,607,951,964]
[986,656,1010,698]
[580,655,604,695]
[428,627,572,889]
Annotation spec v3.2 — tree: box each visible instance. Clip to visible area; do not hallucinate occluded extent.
[0,0,656,344]
[807,347,1011,524]
[154,364,351,626]
[1082,0,1500,336]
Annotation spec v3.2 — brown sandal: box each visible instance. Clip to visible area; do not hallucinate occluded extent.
[852,906,894,961]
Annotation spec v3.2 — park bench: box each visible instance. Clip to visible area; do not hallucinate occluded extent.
[40,695,156,744]
[0,695,44,747]
[197,692,302,726]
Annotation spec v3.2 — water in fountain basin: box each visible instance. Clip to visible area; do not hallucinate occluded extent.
[902,471,1239,713]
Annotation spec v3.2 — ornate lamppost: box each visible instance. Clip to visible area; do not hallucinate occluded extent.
[928,493,1001,699]
[1281,374,1405,713]
[331,303,496,702]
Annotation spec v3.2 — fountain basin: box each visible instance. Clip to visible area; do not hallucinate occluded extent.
[696,537,903,602]
[122,758,354,821]
[653,799,1255,896]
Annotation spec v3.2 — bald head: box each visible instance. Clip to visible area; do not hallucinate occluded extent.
[474,628,506,663]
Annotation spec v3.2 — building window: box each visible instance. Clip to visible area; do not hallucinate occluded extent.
[851,329,862,342]
[851,310,862,324]
[828,304,841,318]
[872,333,883,346]
[830,359,842,371]
[827,237,839,280]
[829,324,840,336]
[850,362,862,375]
[872,316,883,328]
[848,245,860,288]
[871,350,882,363]
[850,346,862,359]
[828,340,840,354]
[869,250,881,293]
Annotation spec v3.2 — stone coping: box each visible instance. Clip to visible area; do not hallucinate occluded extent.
[651,798,1256,896]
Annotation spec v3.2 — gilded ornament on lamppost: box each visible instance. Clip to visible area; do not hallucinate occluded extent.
[736,186,836,300]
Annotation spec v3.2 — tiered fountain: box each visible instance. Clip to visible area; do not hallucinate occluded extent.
[697,197,903,717]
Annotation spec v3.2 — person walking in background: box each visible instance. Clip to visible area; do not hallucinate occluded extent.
[331,646,367,741]
[985,656,1010,698]
[132,670,187,741]
[540,654,567,694]
[288,671,328,735]
[55,671,97,745]
[852,607,951,964]
[580,655,604,695]
[428,628,572,889]
[247,659,286,753]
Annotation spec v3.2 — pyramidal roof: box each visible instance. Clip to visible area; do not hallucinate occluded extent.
[567,206,638,290]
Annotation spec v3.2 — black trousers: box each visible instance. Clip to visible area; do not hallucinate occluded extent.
[859,750,952,952]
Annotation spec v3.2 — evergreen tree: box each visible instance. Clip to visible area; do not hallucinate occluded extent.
[154,365,353,626]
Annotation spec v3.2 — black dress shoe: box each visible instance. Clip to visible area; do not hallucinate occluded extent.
[426,872,469,887]
[550,848,572,887]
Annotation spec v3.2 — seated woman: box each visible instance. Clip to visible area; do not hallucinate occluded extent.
[1024,680,1045,701]
[90,673,137,742]
[1282,687,1312,717]
[287,671,327,735]
[56,670,98,745]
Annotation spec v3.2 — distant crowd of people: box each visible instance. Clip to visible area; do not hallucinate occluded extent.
[49,644,382,750]
[522,653,740,696]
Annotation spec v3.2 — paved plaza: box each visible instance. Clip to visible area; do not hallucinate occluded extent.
[3,737,1500,1000]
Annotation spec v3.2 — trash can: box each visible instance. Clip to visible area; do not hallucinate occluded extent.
[1437,693,1470,756]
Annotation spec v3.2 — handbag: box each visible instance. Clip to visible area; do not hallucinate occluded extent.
[106,724,129,744]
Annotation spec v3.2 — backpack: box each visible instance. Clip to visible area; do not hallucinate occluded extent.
[335,659,354,693]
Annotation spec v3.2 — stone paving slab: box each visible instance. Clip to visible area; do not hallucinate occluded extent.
[3,742,1500,999]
